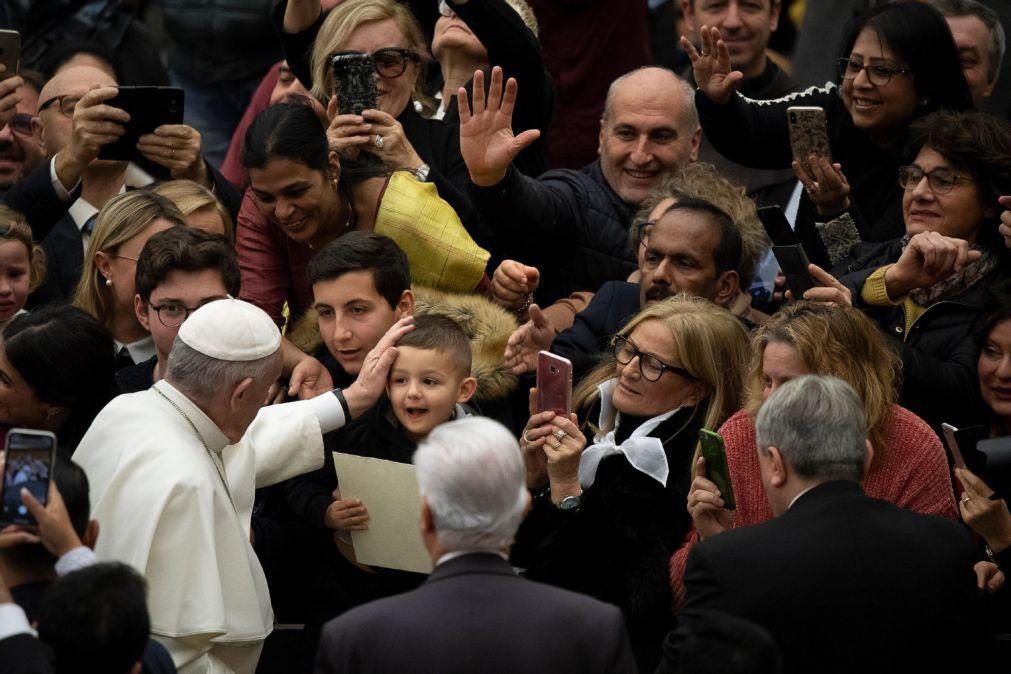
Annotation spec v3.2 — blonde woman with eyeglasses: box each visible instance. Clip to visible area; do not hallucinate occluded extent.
[513,294,749,671]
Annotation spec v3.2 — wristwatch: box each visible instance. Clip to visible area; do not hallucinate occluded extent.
[557,494,582,512]
[413,163,431,182]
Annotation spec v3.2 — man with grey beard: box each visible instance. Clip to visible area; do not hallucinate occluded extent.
[504,196,743,380]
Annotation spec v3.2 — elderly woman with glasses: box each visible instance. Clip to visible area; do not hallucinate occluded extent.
[807,110,1011,432]
[686,2,972,268]
[513,294,749,671]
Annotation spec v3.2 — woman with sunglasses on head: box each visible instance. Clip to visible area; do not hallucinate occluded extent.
[513,294,749,671]
[813,110,1011,432]
[670,302,957,604]
[686,2,973,268]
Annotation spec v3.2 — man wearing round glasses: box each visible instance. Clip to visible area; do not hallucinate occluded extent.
[0,70,43,193]
[117,227,239,393]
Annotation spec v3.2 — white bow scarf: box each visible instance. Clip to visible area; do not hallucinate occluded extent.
[578,379,681,489]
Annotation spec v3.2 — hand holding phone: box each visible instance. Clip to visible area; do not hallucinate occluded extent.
[697,429,735,510]
[537,352,572,416]
[787,106,831,177]
[97,86,185,162]
[2,429,56,526]
[331,52,378,116]
[757,206,817,297]
[0,30,19,82]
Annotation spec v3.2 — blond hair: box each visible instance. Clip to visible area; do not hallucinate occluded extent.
[310,0,430,109]
[73,191,187,328]
[0,205,45,291]
[573,294,750,434]
[744,302,898,459]
[152,180,235,243]
[633,163,769,283]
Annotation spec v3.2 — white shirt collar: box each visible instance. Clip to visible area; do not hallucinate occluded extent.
[436,549,509,567]
[116,335,157,364]
[787,485,817,511]
[69,197,100,232]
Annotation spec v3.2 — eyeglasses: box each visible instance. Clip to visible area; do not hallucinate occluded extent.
[633,221,655,247]
[612,334,698,383]
[372,48,421,79]
[37,94,82,118]
[837,57,912,87]
[7,113,33,136]
[115,254,138,263]
[438,0,453,17]
[897,164,976,194]
[147,301,198,328]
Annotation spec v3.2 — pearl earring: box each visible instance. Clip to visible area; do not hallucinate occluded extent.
[105,278,113,287]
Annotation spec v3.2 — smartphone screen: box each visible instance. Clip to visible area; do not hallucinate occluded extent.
[698,429,735,510]
[97,86,185,162]
[536,351,572,416]
[787,106,831,177]
[2,429,56,525]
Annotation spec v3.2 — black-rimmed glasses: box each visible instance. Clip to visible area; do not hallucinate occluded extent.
[372,48,421,79]
[150,302,202,328]
[37,94,82,117]
[836,57,912,87]
[897,165,976,194]
[612,334,698,383]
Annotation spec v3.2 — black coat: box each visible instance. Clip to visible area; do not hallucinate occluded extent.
[314,553,637,674]
[513,402,706,672]
[839,238,1003,430]
[662,481,992,674]
[551,280,640,381]
[470,161,638,304]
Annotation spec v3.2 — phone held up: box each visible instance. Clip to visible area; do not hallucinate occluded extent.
[698,428,735,510]
[537,352,572,416]
[787,106,831,177]
[0,30,19,81]
[98,86,185,162]
[331,51,378,116]
[757,205,817,298]
[1,428,56,526]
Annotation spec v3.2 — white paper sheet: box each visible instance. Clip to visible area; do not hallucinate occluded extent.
[332,452,433,574]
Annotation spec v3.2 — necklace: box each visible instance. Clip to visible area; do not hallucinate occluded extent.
[154,387,237,512]
[307,192,355,251]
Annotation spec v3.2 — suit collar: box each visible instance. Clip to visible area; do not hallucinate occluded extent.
[424,552,517,585]
[785,480,864,515]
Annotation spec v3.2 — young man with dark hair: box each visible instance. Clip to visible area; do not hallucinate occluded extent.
[116,226,240,392]
[303,231,414,387]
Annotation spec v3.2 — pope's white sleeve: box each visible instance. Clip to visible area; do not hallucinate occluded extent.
[245,398,330,488]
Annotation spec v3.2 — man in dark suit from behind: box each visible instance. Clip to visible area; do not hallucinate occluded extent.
[660,375,992,674]
[314,417,636,674]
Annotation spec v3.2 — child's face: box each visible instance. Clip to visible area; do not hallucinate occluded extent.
[388,346,476,442]
[0,240,31,323]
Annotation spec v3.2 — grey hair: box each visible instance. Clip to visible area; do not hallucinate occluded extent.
[755,375,867,482]
[929,0,1006,84]
[165,337,281,402]
[601,67,700,134]
[413,417,529,551]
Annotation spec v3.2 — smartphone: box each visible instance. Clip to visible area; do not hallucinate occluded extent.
[536,351,572,416]
[0,30,19,81]
[98,86,185,161]
[787,106,832,177]
[698,429,735,510]
[1,429,56,526]
[331,52,378,116]
[757,205,817,297]
[941,422,988,474]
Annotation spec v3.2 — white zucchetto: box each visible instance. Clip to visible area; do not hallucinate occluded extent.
[178,298,281,361]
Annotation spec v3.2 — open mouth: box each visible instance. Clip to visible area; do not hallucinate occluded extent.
[404,406,428,420]
[624,169,657,181]
[336,348,361,362]
[850,97,881,110]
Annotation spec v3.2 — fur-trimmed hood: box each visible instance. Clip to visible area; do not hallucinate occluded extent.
[288,287,518,402]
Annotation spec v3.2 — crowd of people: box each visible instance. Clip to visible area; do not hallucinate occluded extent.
[0,0,1011,672]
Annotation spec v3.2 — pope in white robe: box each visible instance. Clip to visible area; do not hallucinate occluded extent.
[74,299,411,674]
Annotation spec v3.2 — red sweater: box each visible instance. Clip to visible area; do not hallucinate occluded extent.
[670,405,958,606]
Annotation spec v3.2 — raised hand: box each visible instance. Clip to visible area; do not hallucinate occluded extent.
[288,354,336,400]
[458,66,541,187]
[490,259,540,311]
[884,231,981,299]
[0,69,23,130]
[343,315,414,419]
[680,25,743,105]
[999,195,1011,249]
[503,304,554,375]
[137,124,209,186]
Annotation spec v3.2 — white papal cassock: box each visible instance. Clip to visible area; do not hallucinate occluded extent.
[75,379,339,674]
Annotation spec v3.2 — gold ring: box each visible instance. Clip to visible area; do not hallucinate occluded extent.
[962,495,973,504]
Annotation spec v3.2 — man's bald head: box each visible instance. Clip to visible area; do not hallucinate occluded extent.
[36,65,118,159]
[37,65,117,113]
[597,67,701,205]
